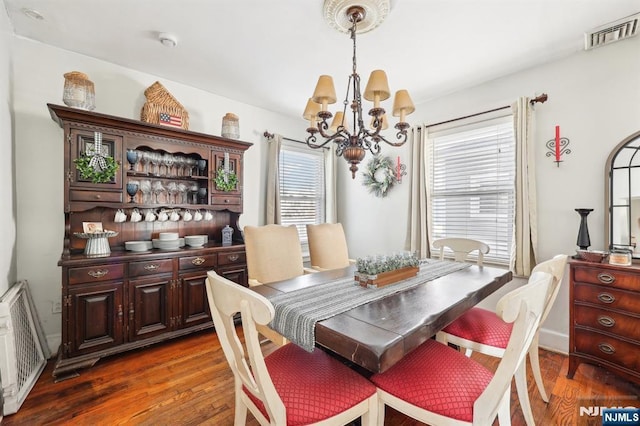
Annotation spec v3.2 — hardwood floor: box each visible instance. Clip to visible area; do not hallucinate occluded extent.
[3,329,638,425]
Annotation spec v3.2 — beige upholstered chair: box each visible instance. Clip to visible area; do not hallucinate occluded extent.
[306,223,353,271]
[432,237,490,266]
[205,270,378,426]
[436,254,568,424]
[372,271,553,426]
[244,224,308,346]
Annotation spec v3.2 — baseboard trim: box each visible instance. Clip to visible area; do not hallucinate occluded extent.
[538,327,568,355]
[46,333,61,358]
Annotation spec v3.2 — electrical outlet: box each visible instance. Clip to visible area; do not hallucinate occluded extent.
[52,300,62,314]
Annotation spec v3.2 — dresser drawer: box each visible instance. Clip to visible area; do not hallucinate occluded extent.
[129,259,174,277]
[68,263,125,284]
[573,265,640,292]
[211,195,241,206]
[574,283,640,314]
[69,189,123,203]
[218,250,246,266]
[574,328,639,372]
[574,304,640,341]
[179,254,217,271]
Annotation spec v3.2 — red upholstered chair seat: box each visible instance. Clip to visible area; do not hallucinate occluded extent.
[371,340,493,423]
[442,306,513,349]
[245,344,376,425]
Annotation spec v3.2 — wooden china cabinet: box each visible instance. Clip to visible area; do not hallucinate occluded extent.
[48,104,251,381]
[568,259,640,385]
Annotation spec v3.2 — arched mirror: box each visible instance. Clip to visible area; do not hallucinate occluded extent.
[605,130,640,259]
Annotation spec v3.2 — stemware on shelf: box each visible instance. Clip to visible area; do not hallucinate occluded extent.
[126,149,138,171]
[126,180,139,203]
[152,180,165,204]
[190,182,200,204]
[139,179,152,204]
[141,151,153,174]
[162,153,175,176]
[197,159,207,177]
[198,187,207,204]
[185,157,197,176]
[166,181,179,204]
[177,182,188,204]
[174,156,185,177]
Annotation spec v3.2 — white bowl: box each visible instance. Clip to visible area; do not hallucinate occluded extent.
[152,239,180,250]
[125,241,152,252]
[159,232,179,241]
[185,235,205,247]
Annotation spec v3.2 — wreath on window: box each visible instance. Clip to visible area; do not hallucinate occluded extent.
[73,155,119,184]
[362,155,396,198]
[215,168,238,192]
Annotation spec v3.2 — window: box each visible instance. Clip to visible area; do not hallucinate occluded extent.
[279,141,326,255]
[428,115,515,265]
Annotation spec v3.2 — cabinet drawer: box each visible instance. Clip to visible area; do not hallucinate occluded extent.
[129,259,174,277]
[218,251,246,266]
[179,254,217,271]
[211,195,241,206]
[69,189,123,203]
[574,328,639,371]
[573,266,640,292]
[574,283,640,314]
[68,263,125,285]
[574,304,640,341]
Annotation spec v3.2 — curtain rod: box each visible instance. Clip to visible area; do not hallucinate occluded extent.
[425,93,548,129]
[263,131,329,150]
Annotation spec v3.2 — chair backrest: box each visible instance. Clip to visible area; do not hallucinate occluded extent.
[531,254,569,325]
[432,238,490,266]
[472,271,553,423]
[205,270,286,424]
[306,223,351,271]
[244,224,304,286]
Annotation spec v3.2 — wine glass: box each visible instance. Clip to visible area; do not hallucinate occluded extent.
[139,179,152,204]
[198,187,207,204]
[174,156,185,177]
[197,159,207,177]
[126,181,139,203]
[177,182,188,204]
[149,152,161,176]
[189,182,199,204]
[140,151,152,174]
[166,182,178,204]
[152,180,165,204]
[162,153,175,177]
[185,157,197,176]
[126,150,138,171]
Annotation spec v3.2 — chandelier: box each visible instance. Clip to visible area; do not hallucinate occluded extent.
[304,4,415,179]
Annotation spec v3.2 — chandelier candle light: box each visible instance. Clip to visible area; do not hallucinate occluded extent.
[304,4,415,178]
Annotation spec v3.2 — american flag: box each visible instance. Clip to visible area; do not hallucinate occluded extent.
[158,112,182,128]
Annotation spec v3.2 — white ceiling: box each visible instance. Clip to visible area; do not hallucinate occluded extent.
[3,0,640,120]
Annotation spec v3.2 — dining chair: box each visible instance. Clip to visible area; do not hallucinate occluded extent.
[205,270,378,426]
[244,224,309,346]
[371,271,553,426]
[432,237,490,266]
[306,222,354,271]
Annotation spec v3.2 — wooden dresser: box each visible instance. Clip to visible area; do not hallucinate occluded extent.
[49,104,252,380]
[568,259,640,385]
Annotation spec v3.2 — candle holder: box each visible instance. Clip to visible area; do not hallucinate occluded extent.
[546,130,571,167]
[576,208,593,250]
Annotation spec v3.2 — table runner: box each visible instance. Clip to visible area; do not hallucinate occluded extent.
[266,259,471,352]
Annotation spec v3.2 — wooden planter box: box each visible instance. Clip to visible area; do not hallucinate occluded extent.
[356,266,419,288]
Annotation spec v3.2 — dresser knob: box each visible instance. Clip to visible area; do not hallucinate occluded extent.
[598,343,616,355]
[87,269,108,278]
[192,257,205,266]
[144,264,159,271]
[597,272,615,284]
[597,315,615,327]
[95,194,101,199]
[228,254,239,262]
[597,293,615,304]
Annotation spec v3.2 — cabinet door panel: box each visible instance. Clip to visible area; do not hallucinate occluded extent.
[179,272,212,328]
[69,281,124,356]
[69,128,123,190]
[217,264,248,288]
[128,275,172,341]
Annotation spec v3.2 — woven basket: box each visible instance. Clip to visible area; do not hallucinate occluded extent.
[140,81,189,129]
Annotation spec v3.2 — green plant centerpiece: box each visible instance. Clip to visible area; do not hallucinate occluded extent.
[362,155,397,197]
[215,168,238,192]
[355,252,420,288]
[74,154,119,184]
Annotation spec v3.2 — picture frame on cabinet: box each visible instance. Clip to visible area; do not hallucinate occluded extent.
[82,222,103,233]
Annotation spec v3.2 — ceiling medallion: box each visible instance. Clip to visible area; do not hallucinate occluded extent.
[323,0,390,34]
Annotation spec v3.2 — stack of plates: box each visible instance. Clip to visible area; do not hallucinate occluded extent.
[153,232,183,250]
[125,241,153,252]
[185,235,206,248]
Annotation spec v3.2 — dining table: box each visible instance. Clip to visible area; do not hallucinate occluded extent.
[252,262,513,374]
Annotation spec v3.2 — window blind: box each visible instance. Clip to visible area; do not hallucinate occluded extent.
[279,141,326,249]
[429,115,515,265]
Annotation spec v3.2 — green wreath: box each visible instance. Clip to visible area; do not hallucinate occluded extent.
[73,155,119,184]
[215,168,238,191]
[362,155,396,198]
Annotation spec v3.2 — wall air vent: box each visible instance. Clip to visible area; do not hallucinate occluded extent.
[585,13,639,50]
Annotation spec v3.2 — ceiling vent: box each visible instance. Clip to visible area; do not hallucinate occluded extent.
[585,13,639,50]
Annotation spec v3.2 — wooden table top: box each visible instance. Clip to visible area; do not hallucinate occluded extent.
[253,264,513,373]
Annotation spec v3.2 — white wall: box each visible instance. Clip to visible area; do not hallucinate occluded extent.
[0,6,16,297]
[339,35,640,353]
[11,38,303,352]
